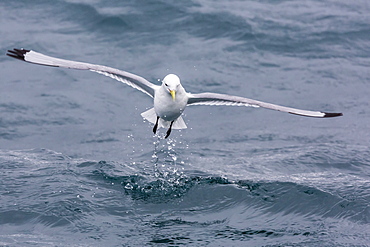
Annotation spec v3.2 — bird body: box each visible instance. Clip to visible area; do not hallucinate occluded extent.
[154,74,188,122]
[7,48,342,138]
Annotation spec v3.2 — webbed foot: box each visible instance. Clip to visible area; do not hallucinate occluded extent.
[153,116,160,134]
[165,120,174,139]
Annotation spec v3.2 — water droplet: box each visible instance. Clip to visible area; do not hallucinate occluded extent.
[124,183,133,190]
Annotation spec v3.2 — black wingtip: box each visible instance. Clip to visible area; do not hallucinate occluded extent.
[6,48,30,61]
[323,112,343,118]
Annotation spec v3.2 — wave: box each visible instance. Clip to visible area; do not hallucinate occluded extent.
[0,143,368,246]
[1,148,368,221]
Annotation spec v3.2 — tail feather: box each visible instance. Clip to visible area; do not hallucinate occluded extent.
[171,116,187,129]
[141,108,187,130]
[141,108,157,124]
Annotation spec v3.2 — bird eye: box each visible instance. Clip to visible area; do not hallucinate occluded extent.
[165,83,168,87]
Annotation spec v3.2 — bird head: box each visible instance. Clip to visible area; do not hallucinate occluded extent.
[162,74,180,101]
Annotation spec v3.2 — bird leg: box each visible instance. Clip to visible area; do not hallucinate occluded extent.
[165,120,174,139]
[153,116,160,134]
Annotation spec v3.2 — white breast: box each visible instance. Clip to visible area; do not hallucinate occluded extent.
[154,86,188,121]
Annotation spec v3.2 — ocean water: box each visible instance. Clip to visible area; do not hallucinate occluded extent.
[0,0,369,246]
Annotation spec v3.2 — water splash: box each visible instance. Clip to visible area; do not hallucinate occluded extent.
[151,135,183,176]
[118,135,192,201]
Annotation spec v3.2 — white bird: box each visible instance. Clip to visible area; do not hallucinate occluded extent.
[7,48,342,138]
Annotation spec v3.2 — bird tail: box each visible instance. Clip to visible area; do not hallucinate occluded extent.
[141,108,187,130]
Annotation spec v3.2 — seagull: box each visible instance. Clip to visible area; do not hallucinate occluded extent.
[7,48,342,138]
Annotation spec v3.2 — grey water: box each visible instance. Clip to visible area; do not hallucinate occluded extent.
[1,0,369,246]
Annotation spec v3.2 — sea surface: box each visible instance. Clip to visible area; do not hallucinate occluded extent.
[1,0,369,246]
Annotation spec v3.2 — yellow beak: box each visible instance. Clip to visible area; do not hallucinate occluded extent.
[170,90,176,101]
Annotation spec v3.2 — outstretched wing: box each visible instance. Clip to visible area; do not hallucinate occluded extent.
[187,92,342,118]
[7,48,158,98]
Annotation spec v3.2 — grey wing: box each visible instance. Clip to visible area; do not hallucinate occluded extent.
[7,48,158,97]
[187,92,342,118]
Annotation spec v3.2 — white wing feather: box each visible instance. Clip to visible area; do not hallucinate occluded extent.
[7,48,342,119]
[187,92,342,118]
[7,49,158,98]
